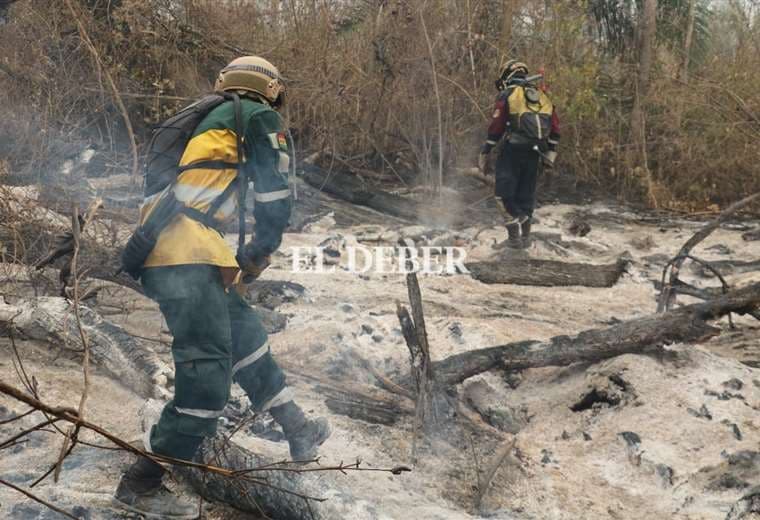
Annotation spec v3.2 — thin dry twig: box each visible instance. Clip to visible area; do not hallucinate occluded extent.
[347,350,415,400]
[63,0,139,177]
[419,6,444,196]
[0,379,407,503]
[51,203,95,483]
[473,436,517,511]
[0,478,80,520]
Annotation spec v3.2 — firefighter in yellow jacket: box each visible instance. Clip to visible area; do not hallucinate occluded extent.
[114,57,330,519]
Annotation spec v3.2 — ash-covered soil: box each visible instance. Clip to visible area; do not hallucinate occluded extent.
[2,180,760,519]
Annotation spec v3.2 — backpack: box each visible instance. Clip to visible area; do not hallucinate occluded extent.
[143,93,230,197]
[120,93,247,279]
[503,84,554,145]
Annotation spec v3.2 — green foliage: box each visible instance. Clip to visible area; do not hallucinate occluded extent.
[588,0,712,65]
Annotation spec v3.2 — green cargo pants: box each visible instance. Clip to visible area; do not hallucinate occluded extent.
[141,265,291,461]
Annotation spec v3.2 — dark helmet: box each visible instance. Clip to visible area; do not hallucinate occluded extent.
[496,59,529,91]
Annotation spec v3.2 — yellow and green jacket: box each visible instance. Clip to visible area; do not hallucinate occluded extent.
[140,97,291,274]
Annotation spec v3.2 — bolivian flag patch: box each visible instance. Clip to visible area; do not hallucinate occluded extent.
[277,132,288,151]
[268,132,288,151]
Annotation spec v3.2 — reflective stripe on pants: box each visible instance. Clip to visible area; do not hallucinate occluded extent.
[141,265,288,460]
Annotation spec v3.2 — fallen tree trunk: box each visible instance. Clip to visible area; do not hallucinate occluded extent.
[183,436,395,520]
[302,165,419,221]
[429,281,760,388]
[135,400,401,520]
[466,257,628,287]
[0,297,171,399]
[291,177,409,229]
[301,165,477,226]
[319,383,411,426]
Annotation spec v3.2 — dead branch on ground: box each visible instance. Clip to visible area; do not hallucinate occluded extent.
[0,478,79,520]
[428,281,760,388]
[658,192,760,312]
[473,437,517,512]
[0,377,408,519]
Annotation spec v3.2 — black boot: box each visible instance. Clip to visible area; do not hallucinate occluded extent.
[270,401,331,460]
[505,223,522,249]
[520,218,532,249]
[114,457,198,519]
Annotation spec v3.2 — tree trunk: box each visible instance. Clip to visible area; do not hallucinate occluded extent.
[428,281,760,387]
[183,436,386,520]
[500,0,516,56]
[301,164,476,225]
[629,0,657,167]
[466,257,628,287]
[681,0,697,83]
[0,297,171,399]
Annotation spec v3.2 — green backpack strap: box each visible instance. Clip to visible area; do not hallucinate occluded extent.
[230,93,247,256]
[194,92,247,246]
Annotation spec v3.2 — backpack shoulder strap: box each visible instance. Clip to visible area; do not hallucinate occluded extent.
[231,93,247,254]
[178,93,246,241]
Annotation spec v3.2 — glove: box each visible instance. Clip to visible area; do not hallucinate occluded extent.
[236,244,271,283]
[477,152,489,174]
[543,150,557,169]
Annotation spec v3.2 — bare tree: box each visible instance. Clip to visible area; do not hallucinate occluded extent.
[629,0,657,168]
[500,0,517,58]
[680,0,697,83]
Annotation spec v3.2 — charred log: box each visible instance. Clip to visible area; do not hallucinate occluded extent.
[319,383,412,426]
[302,165,419,221]
[0,297,171,399]
[302,165,476,226]
[466,257,628,288]
[427,282,760,387]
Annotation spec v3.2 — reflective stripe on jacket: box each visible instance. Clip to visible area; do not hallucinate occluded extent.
[140,97,291,269]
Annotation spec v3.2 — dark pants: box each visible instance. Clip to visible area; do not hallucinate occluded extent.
[141,265,288,461]
[495,142,541,219]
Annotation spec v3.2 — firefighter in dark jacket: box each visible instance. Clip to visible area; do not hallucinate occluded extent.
[114,56,330,519]
[478,60,560,249]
